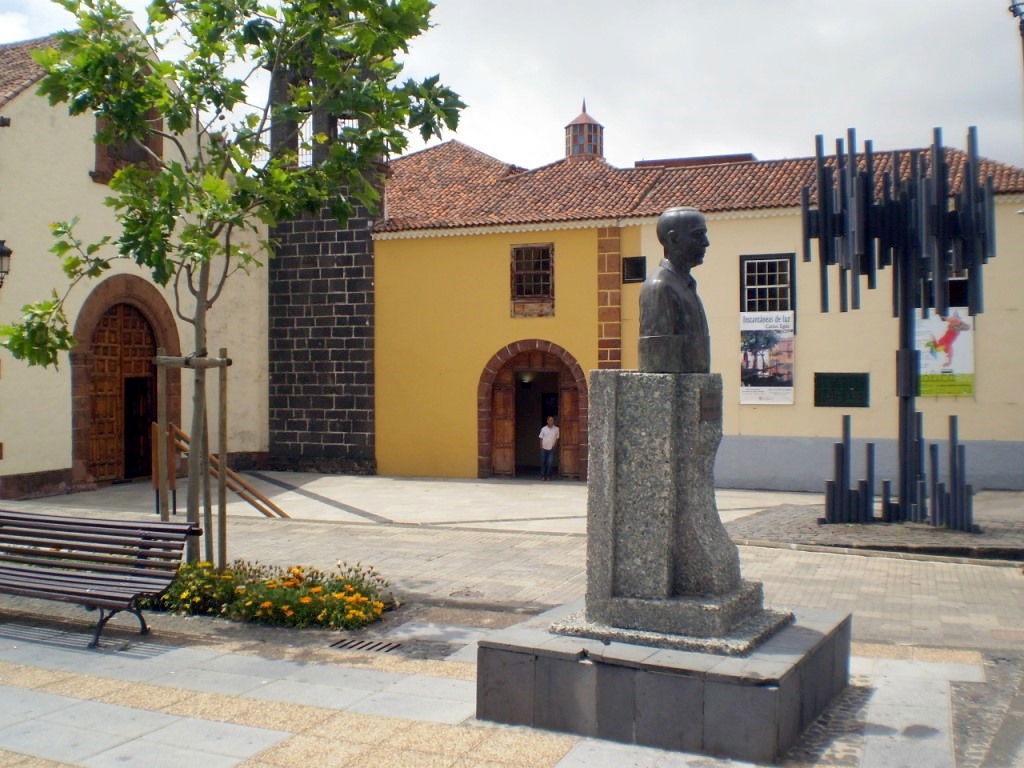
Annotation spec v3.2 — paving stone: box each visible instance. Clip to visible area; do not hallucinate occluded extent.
[36,700,178,739]
[245,678,373,709]
[347,690,475,724]
[81,741,241,768]
[140,717,289,758]
[0,687,75,726]
[0,720,128,765]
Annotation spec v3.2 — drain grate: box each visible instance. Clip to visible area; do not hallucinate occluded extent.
[329,638,402,653]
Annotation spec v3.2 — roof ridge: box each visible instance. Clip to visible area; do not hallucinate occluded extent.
[0,33,60,50]
[389,139,512,168]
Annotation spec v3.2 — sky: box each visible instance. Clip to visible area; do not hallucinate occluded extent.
[2,0,1023,169]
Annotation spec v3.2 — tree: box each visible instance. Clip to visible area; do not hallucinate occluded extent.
[0,0,463,541]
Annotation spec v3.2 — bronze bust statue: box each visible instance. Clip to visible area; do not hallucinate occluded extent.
[638,207,711,373]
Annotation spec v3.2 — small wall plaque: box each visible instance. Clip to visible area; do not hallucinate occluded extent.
[700,389,722,422]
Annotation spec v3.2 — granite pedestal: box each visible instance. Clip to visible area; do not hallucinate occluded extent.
[477,609,851,764]
[584,371,787,639]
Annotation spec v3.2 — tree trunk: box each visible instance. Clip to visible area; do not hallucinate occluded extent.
[185,260,211,562]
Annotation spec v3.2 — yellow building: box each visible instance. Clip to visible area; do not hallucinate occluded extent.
[374,107,1024,490]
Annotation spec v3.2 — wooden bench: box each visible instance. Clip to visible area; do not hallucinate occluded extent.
[0,510,200,647]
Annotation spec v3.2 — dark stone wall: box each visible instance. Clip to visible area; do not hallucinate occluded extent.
[267,205,376,473]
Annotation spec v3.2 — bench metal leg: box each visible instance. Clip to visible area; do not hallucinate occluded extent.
[86,605,150,648]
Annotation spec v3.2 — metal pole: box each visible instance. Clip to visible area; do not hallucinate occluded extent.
[218,348,228,571]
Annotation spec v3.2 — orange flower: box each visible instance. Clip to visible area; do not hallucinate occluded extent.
[260,601,273,609]
[309,586,323,593]
[299,596,313,604]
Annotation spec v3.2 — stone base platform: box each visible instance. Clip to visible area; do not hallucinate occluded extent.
[477,608,851,764]
[550,605,793,657]
[584,580,777,639]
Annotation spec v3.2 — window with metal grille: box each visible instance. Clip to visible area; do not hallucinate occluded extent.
[512,244,553,299]
[740,253,795,312]
[622,256,646,283]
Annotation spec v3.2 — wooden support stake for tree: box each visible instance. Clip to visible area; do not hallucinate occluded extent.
[153,351,232,562]
[202,416,213,563]
[157,348,169,522]
[218,348,228,570]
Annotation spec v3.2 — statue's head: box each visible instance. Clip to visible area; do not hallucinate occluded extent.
[657,207,709,271]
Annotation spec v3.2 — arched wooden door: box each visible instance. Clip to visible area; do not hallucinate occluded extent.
[486,348,584,479]
[88,303,157,481]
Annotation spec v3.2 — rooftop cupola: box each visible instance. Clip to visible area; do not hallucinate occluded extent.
[565,100,603,160]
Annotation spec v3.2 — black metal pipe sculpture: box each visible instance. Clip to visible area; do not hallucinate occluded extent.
[802,128,994,530]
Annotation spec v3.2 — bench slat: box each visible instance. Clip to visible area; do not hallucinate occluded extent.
[0,540,185,565]
[0,563,174,589]
[0,524,191,545]
[0,574,164,601]
[0,576,172,601]
[0,552,181,578]
[0,510,199,535]
[0,527,188,551]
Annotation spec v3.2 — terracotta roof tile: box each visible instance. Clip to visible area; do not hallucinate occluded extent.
[378,142,1024,233]
[0,35,55,109]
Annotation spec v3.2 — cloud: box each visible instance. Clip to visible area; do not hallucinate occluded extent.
[5,0,1021,167]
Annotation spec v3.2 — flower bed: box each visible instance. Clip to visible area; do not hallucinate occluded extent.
[156,560,391,630]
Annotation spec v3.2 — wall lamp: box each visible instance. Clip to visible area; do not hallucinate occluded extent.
[0,241,11,287]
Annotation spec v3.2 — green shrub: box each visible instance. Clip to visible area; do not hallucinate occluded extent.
[155,560,390,630]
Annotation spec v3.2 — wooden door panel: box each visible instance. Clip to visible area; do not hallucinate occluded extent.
[559,386,579,478]
[87,304,156,482]
[492,383,515,476]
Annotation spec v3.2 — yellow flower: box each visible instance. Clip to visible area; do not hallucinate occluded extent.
[179,590,190,599]
[235,586,246,593]
[299,596,313,604]
[198,561,212,568]
[332,592,346,600]
[193,596,201,602]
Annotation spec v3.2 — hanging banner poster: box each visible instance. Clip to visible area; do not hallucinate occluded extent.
[917,308,974,397]
[740,311,794,404]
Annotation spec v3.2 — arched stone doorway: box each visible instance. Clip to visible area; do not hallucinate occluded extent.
[71,275,181,488]
[478,340,588,480]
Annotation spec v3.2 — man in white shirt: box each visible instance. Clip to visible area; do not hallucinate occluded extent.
[538,416,560,481]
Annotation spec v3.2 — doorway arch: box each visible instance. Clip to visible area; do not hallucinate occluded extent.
[71,274,181,488]
[477,340,588,480]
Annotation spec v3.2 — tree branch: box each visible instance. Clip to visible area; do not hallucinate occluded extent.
[206,224,234,307]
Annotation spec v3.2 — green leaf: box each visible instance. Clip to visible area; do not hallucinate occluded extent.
[201,173,232,204]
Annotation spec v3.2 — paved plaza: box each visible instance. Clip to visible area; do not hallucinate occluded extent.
[0,473,1022,767]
